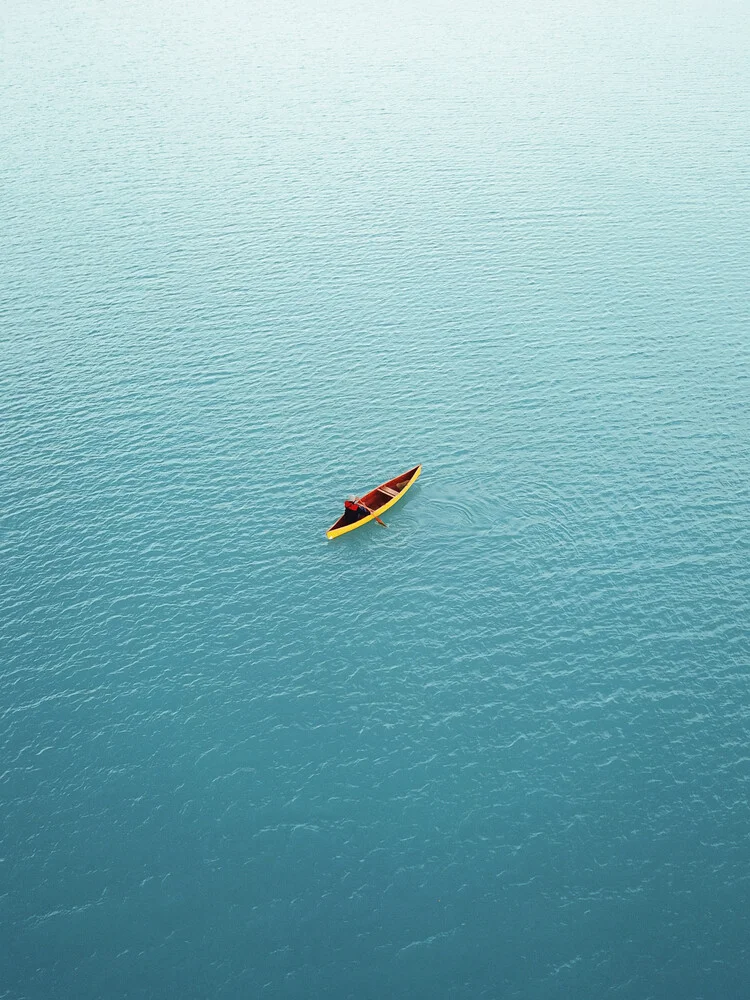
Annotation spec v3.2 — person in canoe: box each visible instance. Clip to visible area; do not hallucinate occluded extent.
[342,496,387,527]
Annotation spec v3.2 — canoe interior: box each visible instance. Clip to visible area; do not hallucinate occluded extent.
[328,465,420,531]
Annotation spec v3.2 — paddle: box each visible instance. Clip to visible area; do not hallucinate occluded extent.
[355,498,387,527]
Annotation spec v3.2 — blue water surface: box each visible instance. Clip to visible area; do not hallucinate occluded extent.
[2,1,749,997]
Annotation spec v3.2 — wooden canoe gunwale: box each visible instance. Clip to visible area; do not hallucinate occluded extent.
[326,465,422,539]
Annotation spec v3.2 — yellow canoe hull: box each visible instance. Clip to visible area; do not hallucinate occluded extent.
[326,464,422,539]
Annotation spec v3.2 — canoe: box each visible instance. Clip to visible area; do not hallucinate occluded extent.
[326,465,422,539]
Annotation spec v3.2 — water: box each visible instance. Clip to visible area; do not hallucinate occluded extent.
[2,1,749,997]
